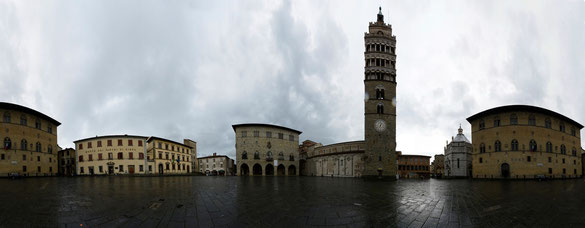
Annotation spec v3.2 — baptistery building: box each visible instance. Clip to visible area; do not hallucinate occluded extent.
[233,123,300,176]
[444,126,472,178]
[467,105,583,179]
[0,102,60,177]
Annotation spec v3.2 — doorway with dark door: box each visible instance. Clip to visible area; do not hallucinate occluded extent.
[501,163,510,178]
[128,165,135,174]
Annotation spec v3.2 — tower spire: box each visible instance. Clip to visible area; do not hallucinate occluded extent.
[377,7,384,23]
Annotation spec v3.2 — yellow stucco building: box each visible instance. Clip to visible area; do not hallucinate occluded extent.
[467,105,583,179]
[146,137,194,175]
[75,135,148,175]
[0,102,60,177]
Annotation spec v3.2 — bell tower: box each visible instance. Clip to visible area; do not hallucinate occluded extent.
[363,7,397,179]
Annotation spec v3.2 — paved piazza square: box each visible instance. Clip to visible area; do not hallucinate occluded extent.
[1,177,585,227]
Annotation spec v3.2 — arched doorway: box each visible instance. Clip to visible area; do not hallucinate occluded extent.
[265,164,274,175]
[158,164,164,175]
[288,165,296,176]
[219,170,225,176]
[277,164,285,176]
[253,164,262,176]
[501,163,510,178]
[240,164,250,176]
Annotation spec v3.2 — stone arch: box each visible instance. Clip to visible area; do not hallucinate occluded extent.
[252,163,262,175]
[277,164,285,176]
[501,163,510,178]
[265,164,274,175]
[288,165,296,176]
[240,163,250,176]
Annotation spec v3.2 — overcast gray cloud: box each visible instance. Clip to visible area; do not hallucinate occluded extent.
[1,0,584,160]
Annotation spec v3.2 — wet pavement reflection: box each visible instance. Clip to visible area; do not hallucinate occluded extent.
[1,176,584,227]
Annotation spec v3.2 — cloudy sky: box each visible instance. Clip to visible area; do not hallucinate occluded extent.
[2,0,585,160]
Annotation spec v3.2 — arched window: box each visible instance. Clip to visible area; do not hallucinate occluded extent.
[21,139,27,150]
[278,152,284,160]
[3,137,11,149]
[48,145,52,154]
[529,140,537,152]
[560,145,566,154]
[559,123,566,132]
[572,147,577,156]
[510,114,518,125]
[545,118,552,128]
[35,142,41,152]
[480,143,486,153]
[528,114,536,126]
[571,127,576,136]
[254,151,259,159]
[20,115,27,126]
[3,112,10,123]
[494,141,502,152]
[511,139,519,151]
[376,89,385,99]
[266,151,273,159]
[493,117,500,127]
[242,151,248,159]
[479,119,485,130]
[377,103,384,114]
[289,155,295,161]
[546,142,553,153]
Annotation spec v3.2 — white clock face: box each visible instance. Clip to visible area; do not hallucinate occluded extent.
[374,119,386,132]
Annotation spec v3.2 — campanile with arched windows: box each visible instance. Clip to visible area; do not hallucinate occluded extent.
[363,7,397,178]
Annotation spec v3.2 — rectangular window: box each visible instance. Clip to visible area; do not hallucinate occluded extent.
[527,156,531,162]
[129,152,133,159]
[23,166,27,172]
[99,166,103,173]
[278,133,283,139]
[37,156,40,161]
[138,140,143,147]
[242,131,247,137]
[165,144,169,150]
[23,155,26,161]
[118,140,123,146]
[548,168,552,174]
[37,166,41,172]
[159,153,162,159]
[149,165,152,171]
[107,140,112,146]
[88,155,93,161]
[78,143,83,150]
[266,131,272,138]
[139,165,144,172]
[158,143,162,149]
[48,125,52,134]
[139,153,144,159]
[289,135,294,141]
[117,153,123,159]
[254,131,259,137]
[563,158,565,164]
[108,153,113,160]
[119,165,124,172]
[79,155,83,162]
[98,153,103,160]
[1,154,4,160]
[563,168,566,174]
[88,142,92,148]
[80,167,84,173]
[574,169,577,174]
[128,140,133,146]
[548,157,552,163]
[97,141,102,147]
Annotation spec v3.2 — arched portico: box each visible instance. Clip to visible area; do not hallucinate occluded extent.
[266,164,274,176]
[240,163,250,176]
[288,165,296,176]
[277,164,285,176]
[253,164,262,176]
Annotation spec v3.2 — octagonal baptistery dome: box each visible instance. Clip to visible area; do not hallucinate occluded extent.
[467,105,583,179]
[233,123,301,176]
[0,102,61,176]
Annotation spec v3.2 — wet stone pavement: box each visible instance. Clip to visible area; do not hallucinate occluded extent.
[1,176,585,227]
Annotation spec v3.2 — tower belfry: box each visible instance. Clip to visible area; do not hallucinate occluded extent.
[363,7,397,179]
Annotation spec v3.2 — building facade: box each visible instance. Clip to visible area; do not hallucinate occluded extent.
[183,139,197,173]
[233,123,300,176]
[75,135,148,175]
[198,153,234,176]
[363,7,397,178]
[0,102,60,177]
[396,152,431,179]
[431,154,444,178]
[146,137,194,175]
[467,105,583,179]
[444,126,472,178]
[58,148,76,176]
[305,141,365,177]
